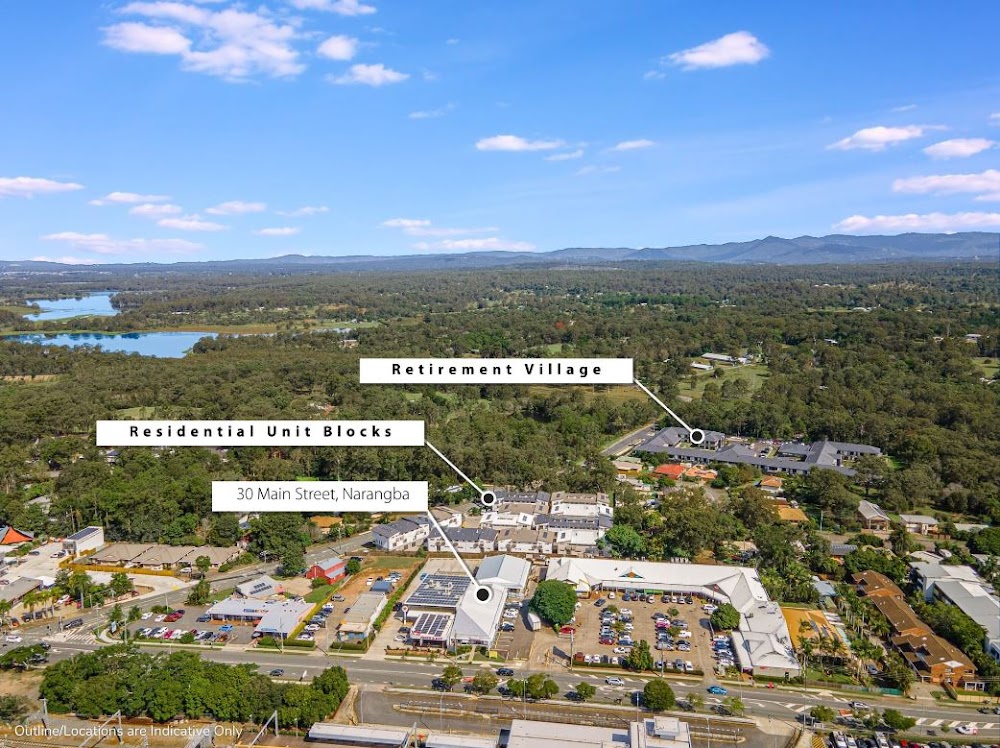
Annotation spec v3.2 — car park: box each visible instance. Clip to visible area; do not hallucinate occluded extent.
[956,727,978,736]
[500,623,515,632]
[298,632,314,641]
[154,614,167,622]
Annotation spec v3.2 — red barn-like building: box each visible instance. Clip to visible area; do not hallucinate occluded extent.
[305,556,346,583]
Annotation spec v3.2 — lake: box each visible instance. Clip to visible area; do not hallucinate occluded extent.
[27,292,119,321]
[4,331,217,358]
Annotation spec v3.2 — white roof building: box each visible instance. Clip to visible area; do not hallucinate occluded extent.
[931,578,1000,663]
[451,584,506,647]
[911,562,985,600]
[475,555,531,593]
[546,558,799,675]
[507,717,693,748]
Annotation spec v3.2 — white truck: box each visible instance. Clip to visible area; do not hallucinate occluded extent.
[526,612,542,631]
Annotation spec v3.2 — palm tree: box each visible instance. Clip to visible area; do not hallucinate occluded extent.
[0,599,12,629]
[22,590,40,618]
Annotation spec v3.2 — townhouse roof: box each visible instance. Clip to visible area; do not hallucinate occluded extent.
[869,595,930,636]
[372,518,425,538]
[853,570,904,598]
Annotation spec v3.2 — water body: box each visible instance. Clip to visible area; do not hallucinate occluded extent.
[5,331,217,358]
[26,292,118,321]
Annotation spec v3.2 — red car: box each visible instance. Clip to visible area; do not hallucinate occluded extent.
[164,613,182,623]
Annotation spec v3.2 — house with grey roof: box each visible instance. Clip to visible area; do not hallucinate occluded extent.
[900,514,940,535]
[426,526,498,554]
[372,517,430,552]
[857,501,891,532]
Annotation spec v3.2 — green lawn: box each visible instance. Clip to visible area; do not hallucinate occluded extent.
[973,357,999,380]
[304,585,337,604]
[684,363,770,400]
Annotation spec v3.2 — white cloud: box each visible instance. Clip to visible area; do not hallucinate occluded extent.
[205,200,267,215]
[990,113,1000,124]
[475,134,564,152]
[413,237,535,251]
[923,138,995,159]
[893,169,1000,201]
[90,191,170,205]
[255,226,300,236]
[828,125,932,151]
[42,231,202,255]
[891,104,917,112]
[0,176,84,198]
[382,218,430,229]
[576,165,621,176]
[29,256,99,265]
[317,35,358,60]
[382,218,495,237]
[158,215,226,231]
[129,202,183,218]
[643,69,666,81]
[612,139,655,151]
[545,149,584,161]
[834,211,1000,233]
[102,21,191,54]
[277,205,329,216]
[329,63,408,86]
[668,31,770,70]
[409,103,455,119]
[446,38,459,45]
[288,0,376,15]
[104,3,304,81]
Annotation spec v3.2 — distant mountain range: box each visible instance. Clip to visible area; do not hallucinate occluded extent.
[2,232,997,274]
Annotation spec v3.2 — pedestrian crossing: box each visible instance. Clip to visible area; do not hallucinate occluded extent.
[913,717,996,729]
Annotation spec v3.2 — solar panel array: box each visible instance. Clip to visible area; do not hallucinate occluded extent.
[247,581,271,595]
[411,612,452,642]
[405,574,470,608]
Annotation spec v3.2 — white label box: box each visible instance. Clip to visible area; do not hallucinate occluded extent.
[212,481,428,513]
[360,358,633,384]
[97,420,424,447]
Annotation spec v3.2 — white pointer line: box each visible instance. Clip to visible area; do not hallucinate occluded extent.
[424,508,480,587]
[425,440,485,497]
[633,377,696,436]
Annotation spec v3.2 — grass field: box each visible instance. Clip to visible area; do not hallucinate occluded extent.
[0,304,36,315]
[683,363,769,400]
[973,357,999,380]
[526,384,647,404]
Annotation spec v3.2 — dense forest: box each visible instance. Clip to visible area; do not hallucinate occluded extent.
[0,261,997,550]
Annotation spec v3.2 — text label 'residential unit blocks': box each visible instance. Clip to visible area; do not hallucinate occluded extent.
[359,358,633,384]
[96,420,425,447]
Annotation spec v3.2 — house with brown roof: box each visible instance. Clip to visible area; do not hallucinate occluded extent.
[853,570,904,599]
[892,631,978,688]
[870,595,930,638]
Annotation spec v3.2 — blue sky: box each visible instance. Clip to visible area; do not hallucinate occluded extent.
[1,1,999,264]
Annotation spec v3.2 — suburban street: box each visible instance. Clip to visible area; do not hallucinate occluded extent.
[601,422,658,457]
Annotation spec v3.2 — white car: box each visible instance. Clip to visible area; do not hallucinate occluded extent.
[584,654,594,664]
[5,634,22,643]
[623,623,634,631]
[304,624,320,632]
[702,604,718,613]
[613,646,630,654]
[154,614,167,622]
[141,612,153,620]
[298,633,315,641]
[607,592,615,599]
[503,610,517,619]
[956,726,978,736]
[677,630,692,639]
[605,677,625,686]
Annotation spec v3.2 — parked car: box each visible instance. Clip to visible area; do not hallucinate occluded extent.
[5,634,23,643]
[497,667,515,677]
[956,727,978,736]
[707,685,728,695]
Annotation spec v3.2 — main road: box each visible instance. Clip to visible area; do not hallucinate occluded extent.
[21,631,999,734]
